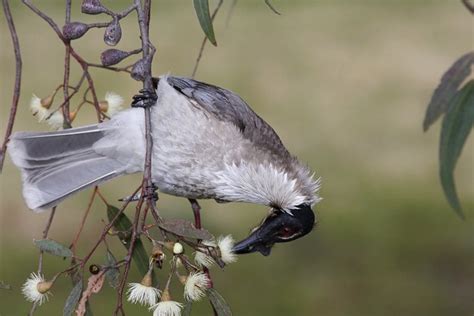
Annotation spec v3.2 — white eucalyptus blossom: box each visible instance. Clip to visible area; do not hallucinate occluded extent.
[46,110,64,130]
[101,92,124,117]
[183,272,210,302]
[29,94,50,122]
[21,273,52,306]
[151,289,182,316]
[217,235,237,264]
[194,240,216,268]
[127,270,160,307]
[152,300,183,316]
[127,283,161,307]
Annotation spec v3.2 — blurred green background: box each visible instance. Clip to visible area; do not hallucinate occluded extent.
[1,1,473,315]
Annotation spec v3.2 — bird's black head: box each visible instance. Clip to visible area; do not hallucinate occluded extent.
[232,204,316,256]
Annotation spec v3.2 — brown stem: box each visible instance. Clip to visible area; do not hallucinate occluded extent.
[0,0,22,172]
[114,199,143,315]
[70,187,98,254]
[62,0,72,128]
[189,198,202,229]
[80,186,140,267]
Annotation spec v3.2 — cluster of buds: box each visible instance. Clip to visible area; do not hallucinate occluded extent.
[62,0,145,80]
[29,89,123,130]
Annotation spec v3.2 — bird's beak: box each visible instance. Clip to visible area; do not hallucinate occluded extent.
[232,228,273,256]
[232,204,316,257]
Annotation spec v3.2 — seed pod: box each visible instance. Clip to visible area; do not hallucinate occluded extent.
[63,22,90,40]
[130,58,146,81]
[100,49,130,66]
[103,17,122,46]
[81,0,107,15]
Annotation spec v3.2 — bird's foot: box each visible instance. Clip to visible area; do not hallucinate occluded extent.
[131,89,157,108]
[118,184,158,202]
[144,183,159,202]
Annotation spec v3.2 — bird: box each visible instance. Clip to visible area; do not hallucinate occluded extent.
[7,75,321,256]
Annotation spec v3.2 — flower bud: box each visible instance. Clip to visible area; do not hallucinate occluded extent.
[89,264,101,275]
[81,0,107,15]
[63,22,90,40]
[103,17,122,46]
[36,281,53,294]
[100,49,130,66]
[69,110,77,121]
[151,244,165,261]
[141,270,153,287]
[178,275,187,285]
[130,58,146,81]
[173,242,184,255]
[40,94,54,109]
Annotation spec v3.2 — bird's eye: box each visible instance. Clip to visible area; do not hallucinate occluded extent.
[279,226,295,238]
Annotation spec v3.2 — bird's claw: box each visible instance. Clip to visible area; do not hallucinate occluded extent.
[131,89,157,108]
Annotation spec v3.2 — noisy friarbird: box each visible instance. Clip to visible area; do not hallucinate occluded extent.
[8,75,320,256]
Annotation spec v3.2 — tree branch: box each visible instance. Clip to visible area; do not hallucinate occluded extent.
[0,0,22,172]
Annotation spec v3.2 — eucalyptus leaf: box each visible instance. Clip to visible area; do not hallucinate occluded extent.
[63,281,83,316]
[264,0,281,15]
[106,205,150,277]
[424,51,474,131]
[159,218,213,240]
[104,250,120,289]
[34,239,73,258]
[439,80,474,218]
[207,288,232,316]
[193,0,217,46]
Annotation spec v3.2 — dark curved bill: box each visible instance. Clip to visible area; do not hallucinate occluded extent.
[232,233,272,256]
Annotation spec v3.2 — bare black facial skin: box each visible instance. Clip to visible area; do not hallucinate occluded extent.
[232,204,316,256]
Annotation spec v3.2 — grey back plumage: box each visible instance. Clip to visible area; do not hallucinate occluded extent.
[166,76,292,162]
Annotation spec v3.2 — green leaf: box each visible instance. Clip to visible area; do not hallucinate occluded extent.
[34,239,73,258]
[63,281,83,316]
[104,250,120,289]
[264,0,282,15]
[424,51,474,131]
[0,280,11,290]
[193,0,217,46]
[106,205,150,277]
[183,301,193,316]
[207,288,232,316]
[158,218,214,240]
[439,79,474,218]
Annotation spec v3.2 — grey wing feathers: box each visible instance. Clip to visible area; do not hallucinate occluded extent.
[166,76,292,160]
[8,125,125,211]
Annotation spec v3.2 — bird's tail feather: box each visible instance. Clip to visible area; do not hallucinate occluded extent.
[8,125,126,211]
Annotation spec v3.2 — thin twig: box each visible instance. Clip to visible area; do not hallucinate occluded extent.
[38,207,57,272]
[70,187,98,254]
[62,0,72,128]
[0,0,22,172]
[191,0,224,78]
[225,0,238,27]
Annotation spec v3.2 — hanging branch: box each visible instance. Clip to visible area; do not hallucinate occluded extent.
[0,0,22,172]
